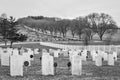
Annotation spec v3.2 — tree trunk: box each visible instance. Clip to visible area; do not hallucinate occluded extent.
[10,41,13,48]
[54,32,57,36]
[90,35,93,40]
[79,35,81,40]
[4,39,7,47]
[72,32,75,38]
[63,33,65,38]
[62,32,67,38]
[64,33,66,38]
[5,41,7,46]
[100,35,103,41]
[60,32,62,37]
[50,31,53,36]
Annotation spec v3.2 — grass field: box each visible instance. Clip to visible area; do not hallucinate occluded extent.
[53,40,120,45]
[0,43,120,80]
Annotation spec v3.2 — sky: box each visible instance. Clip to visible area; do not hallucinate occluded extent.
[0,0,120,26]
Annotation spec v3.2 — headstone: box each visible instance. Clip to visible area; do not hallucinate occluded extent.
[64,52,69,57]
[98,50,103,57]
[116,47,120,56]
[54,50,59,57]
[95,53,102,66]
[95,46,99,51]
[57,49,61,56]
[7,48,13,55]
[91,50,97,61]
[81,49,87,61]
[99,46,104,51]
[42,49,49,55]
[62,49,69,57]
[111,45,117,52]
[108,51,114,66]
[34,48,39,54]
[22,52,31,66]
[0,47,3,59]
[10,54,23,76]
[71,55,82,75]
[105,46,110,52]
[19,47,25,55]
[86,46,89,51]
[113,51,117,61]
[12,49,19,55]
[1,49,10,66]
[102,51,108,61]
[49,49,54,56]
[69,50,74,62]
[42,52,54,75]
[28,49,34,60]
[89,45,93,51]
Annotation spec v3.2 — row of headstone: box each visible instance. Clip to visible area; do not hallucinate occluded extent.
[0,47,36,76]
[59,47,117,67]
[41,47,118,76]
[42,49,82,76]
[46,44,118,60]
[40,42,120,52]
[91,50,117,66]
[0,46,118,76]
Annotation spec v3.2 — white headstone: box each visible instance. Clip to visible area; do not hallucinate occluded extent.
[54,50,59,57]
[10,54,23,76]
[12,49,19,55]
[19,48,25,55]
[62,49,69,57]
[1,49,10,66]
[111,45,117,52]
[69,50,74,62]
[7,48,13,55]
[0,47,3,59]
[102,52,108,61]
[71,55,82,75]
[113,51,117,61]
[105,46,110,52]
[95,53,102,66]
[34,48,39,54]
[49,49,54,56]
[42,52,54,75]
[22,52,31,66]
[108,51,114,66]
[91,50,97,61]
[99,46,104,51]
[81,49,87,61]
[28,49,34,61]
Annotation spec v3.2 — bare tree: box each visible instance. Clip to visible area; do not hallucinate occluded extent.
[70,19,78,38]
[56,19,70,37]
[97,13,117,40]
[86,13,99,40]
[86,13,117,40]
[76,17,89,40]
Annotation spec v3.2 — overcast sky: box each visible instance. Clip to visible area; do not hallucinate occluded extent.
[0,0,120,26]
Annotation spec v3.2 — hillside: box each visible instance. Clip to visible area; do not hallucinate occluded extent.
[16,16,120,42]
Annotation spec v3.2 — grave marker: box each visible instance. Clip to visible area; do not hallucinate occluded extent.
[71,55,82,75]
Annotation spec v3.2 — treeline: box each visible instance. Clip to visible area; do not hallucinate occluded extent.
[17,13,118,41]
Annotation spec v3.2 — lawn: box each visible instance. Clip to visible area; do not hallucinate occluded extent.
[52,40,120,45]
[0,43,120,80]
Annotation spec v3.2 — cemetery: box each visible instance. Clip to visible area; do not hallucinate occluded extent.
[0,2,120,79]
[0,42,120,80]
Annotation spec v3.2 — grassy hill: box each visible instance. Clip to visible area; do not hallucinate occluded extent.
[16,16,120,43]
